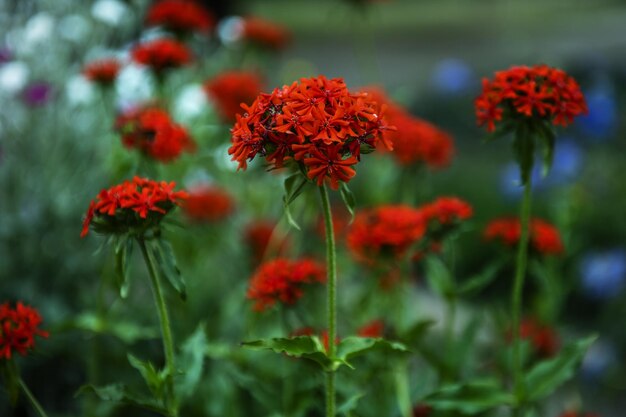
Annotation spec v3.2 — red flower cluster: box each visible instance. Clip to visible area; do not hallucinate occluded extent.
[146,0,215,35]
[131,38,192,73]
[242,17,290,50]
[559,412,599,417]
[244,221,289,264]
[229,75,393,190]
[115,107,195,162]
[183,185,234,222]
[484,217,564,255]
[364,87,454,168]
[518,318,560,358]
[81,177,187,238]
[475,65,587,132]
[247,258,325,311]
[83,59,121,86]
[421,197,473,226]
[0,302,48,359]
[347,205,426,263]
[412,404,433,417]
[357,319,384,338]
[203,71,264,122]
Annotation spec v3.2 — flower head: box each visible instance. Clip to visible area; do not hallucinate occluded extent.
[0,302,48,359]
[22,82,52,107]
[347,205,426,263]
[244,220,289,264]
[83,59,121,86]
[229,75,393,189]
[242,17,290,50]
[146,0,215,35]
[475,65,587,132]
[183,185,234,222]
[484,217,564,255]
[517,318,560,358]
[357,319,384,338]
[203,71,264,122]
[131,38,192,73]
[115,106,195,162]
[247,258,325,311]
[81,177,187,238]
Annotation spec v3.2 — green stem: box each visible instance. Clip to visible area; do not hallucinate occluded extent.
[19,378,49,417]
[394,360,412,417]
[138,238,178,417]
[319,184,337,417]
[511,177,533,415]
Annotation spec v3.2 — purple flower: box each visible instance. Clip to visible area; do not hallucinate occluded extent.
[0,47,12,65]
[579,249,626,299]
[22,82,53,106]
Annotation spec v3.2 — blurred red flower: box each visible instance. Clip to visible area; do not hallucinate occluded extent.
[0,302,48,359]
[559,412,599,417]
[183,185,234,222]
[357,319,384,338]
[242,17,290,50]
[203,71,264,122]
[247,258,325,311]
[244,220,289,265]
[83,58,121,86]
[131,38,192,73]
[484,217,564,255]
[475,65,587,132]
[115,107,195,162]
[146,0,215,35]
[412,404,432,417]
[420,196,473,226]
[507,317,560,358]
[81,177,187,237]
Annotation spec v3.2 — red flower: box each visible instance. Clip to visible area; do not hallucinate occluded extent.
[229,75,392,190]
[81,177,187,237]
[83,59,121,86]
[484,217,564,255]
[146,0,215,35]
[558,412,599,417]
[182,185,234,222]
[347,205,426,263]
[115,107,195,162]
[244,220,289,264]
[475,65,587,132]
[412,404,432,417]
[131,38,192,73]
[247,258,325,311]
[0,302,48,359]
[357,320,384,338]
[420,197,473,226]
[203,71,264,122]
[242,17,290,50]
[508,317,560,358]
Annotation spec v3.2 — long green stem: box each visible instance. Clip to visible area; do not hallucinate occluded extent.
[138,238,178,417]
[512,178,533,416]
[19,378,49,417]
[319,184,337,417]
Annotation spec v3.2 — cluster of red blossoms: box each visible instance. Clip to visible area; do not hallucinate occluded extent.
[475,65,588,132]
[146,0,215,35]
[242,17,290,50]
[247,258,325,311]
[347,197,472,264]
[244,220,289,265]
[183,185,234,223]
[229,75,393,190]
[115,107,195,162]
[365,88,454,168]
[81,177,187,238]
[83,58,121,86]
[484,217,564,255]
[559,412,599,417]
[357,319,384,338]
[203,71,264,122]
[0,302,48,359]
[131,38,192,74]
[516,317,560,358]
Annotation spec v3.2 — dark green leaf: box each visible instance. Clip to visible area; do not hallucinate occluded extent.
[176,324,208,401]
[241,336,338,371]
[76,384,169,415]
[148,238,186,300]
[524,335,596,402]
[424,256,455,298]
[424,378,515,413]
[401,319,436,346]
[338,392,365,416]
[114,238,133,298]
[536,121,556,177]
[284,200,301,231]
[127,354,168,399]
[339,182,356,222]
[282,173,309,231]
[71,312,158,343]
[458,258,507,296]
[512,123,535,185]
[336,337,409,366]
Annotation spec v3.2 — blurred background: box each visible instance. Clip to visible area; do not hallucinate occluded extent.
[0,0,625,416]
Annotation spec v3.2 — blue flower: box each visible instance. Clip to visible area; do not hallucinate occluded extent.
[431,59,473,94]
[579,249,626,299]
[577,86,617,140]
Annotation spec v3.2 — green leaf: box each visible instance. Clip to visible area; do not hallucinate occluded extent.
[536,121,556,177]
[336,337,409,366]
[512,123,536,185]
[148,238,186,300]
[337,392,365,416]
[458,258,507,296]
[424,256,455,298]
[241,336,336,371]
[339,182,356,222]
[76,384,169,415]
[282,173,309,230]
[401,319,436,346]
[71,312,158,343]
[176,324,208,401]
[114,237,133,298]
[424,378,515,413]
[127,354,169,400]
[524,335,596,402]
